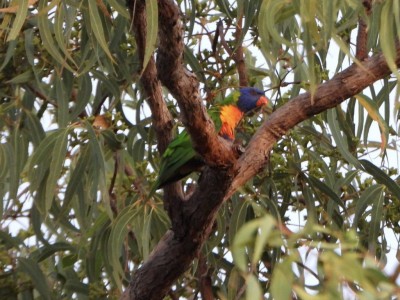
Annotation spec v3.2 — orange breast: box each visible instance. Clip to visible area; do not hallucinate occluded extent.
[218,105,244,140]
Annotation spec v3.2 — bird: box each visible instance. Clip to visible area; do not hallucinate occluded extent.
[153,87,268,190]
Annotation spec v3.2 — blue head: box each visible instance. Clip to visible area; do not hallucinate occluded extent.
[237,87,268,113]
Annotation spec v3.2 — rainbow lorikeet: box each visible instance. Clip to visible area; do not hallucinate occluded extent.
[153,87,268,190]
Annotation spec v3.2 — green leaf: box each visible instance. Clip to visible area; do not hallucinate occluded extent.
[232,215,276,271]
[30,242,76,262]
[353,184,384,228]
[142,206,153,259]
[6,0,28,41]
[252,215,276,266]
[18,258,52,300]
[87,0,115,63]
[37,0,75,72]
[228,199,251,247]
[380,0,400,81]
[7,69,34,84]
[271,259,294,300]
[259,0,292,48]
[307,175,344,209]
[107,0,130,19]
[28,130,60,192]
[0,39,17,72]
[24,111,45,147]
[63,145,90,211]
[140,0,158,75]
[369,187,384,254]
[108,205,141,286]
[215,0,233,19]
[245,274,263,300]
[327,108,362,169]
[45,128,69,213]
[85,122,110,214]
[70,73,92,120]
[54,2,78,66]
[54,77,69,127]
[359,159,400,200]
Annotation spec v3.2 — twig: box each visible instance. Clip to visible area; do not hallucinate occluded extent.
[355,0,372,60]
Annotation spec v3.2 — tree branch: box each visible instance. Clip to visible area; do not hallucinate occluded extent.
[227,45,400,197]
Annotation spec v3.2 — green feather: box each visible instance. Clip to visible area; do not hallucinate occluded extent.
[153,131,203,190]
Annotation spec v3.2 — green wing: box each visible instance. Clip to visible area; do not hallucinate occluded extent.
[154,131,204,189]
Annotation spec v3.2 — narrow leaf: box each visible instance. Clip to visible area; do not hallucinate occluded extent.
[355,94,389,152]
[88,0,115,62]
[327,108,362,169]
[141,0,158,75]
[353,184,384,227]
[45,128,69,212]
[18,258,52,299]
[7,0,29,41]
[37,0,75,72]
[359,159,400,200]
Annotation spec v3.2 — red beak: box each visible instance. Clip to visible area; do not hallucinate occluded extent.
[256,96,268,107]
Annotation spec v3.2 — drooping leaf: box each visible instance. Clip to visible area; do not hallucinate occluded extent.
[18,258,52,299]
[44,127,70,213]
[327,108,362,169]
[140,0,158,75]
[87,0,116,62]
[355,94,389,152]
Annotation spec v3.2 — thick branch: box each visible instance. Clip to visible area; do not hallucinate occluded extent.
[127,0,183,223]
[127,167,232,300]
[227,45,400,197]
[156,0,237,167]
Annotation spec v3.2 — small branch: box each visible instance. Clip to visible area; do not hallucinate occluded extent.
[233,15,248,87]
[197,254,214,300]
[213,19,248,86]
[109,152,119,215]
[355,0,372,60]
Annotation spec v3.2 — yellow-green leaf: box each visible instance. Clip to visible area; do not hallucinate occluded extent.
[355,94,389,153]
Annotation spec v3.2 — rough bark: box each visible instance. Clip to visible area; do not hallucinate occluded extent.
[123,1,400,299]
[355,0,372,60]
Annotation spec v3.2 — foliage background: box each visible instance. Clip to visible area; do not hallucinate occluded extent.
[0,0,400,299]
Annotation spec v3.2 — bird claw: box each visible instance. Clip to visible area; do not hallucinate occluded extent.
[233,143,245,157]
